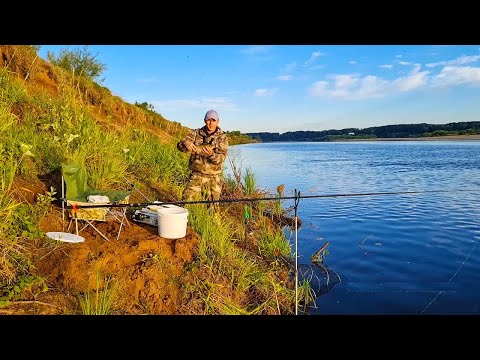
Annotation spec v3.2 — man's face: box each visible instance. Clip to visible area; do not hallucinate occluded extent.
[204,118,218,133]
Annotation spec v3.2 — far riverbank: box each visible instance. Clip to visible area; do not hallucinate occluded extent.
[335,135,480,142]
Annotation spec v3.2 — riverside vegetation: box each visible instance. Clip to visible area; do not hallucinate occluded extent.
[0,45,314,315]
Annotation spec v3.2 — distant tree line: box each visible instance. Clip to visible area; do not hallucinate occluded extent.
[246,121,480,142]
[226,130,260,145]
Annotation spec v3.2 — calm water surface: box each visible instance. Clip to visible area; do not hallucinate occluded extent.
[226,141,480,315]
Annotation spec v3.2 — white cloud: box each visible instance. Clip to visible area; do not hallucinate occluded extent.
[309,66,429,100]
[310,52,480,100]
[426,54,480,68]
[431,66,480,87]
[254,88,278,97]
[349,61,357,64]
[304,51,324,67]
[334,74,359,89]
[353,75,389,99]
[309,81,329,97]
[391,70,429,92]
[277,75,293,81]
[395,54,403,58]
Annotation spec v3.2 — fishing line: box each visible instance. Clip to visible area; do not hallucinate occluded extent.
[449,240,479,283]
[420,291,444,315]
[64,188,480,209]
[420,238,479,314]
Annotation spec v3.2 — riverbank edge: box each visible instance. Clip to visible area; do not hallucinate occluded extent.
[332,135,480,142]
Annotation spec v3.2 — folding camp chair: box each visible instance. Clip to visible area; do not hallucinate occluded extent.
[61,160,132,241]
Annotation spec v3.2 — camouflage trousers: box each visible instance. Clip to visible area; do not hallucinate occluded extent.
[182,172,223,207]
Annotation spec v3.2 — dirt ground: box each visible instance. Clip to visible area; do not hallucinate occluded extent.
[1,207,199,315]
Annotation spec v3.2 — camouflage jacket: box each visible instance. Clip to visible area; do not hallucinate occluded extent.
[177,126,229,175]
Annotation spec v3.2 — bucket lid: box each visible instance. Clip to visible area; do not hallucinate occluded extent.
[157,206,188,214]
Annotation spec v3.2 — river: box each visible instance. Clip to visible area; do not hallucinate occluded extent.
[226,141,480,315]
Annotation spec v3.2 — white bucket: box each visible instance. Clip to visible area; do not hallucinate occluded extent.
[157,205,189,239]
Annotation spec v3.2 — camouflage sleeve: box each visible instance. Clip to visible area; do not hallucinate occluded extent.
[208,133,228,165]
[177,129,197,152]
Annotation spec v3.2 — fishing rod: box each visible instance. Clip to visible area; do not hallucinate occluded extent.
[64,188,479,209]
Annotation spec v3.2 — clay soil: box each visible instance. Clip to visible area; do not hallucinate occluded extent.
[1,205,200,315]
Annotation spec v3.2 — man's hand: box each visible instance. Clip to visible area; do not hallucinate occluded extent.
[183,140,197,153]
[201,146,213,157]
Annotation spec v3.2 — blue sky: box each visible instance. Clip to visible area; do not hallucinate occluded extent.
[38,45,480,134]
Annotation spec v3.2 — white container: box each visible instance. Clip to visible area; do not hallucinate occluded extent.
[156,205,189,239]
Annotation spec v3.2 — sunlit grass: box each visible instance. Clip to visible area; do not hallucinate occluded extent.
[184,201,300,314]
[243,167,256,195]
[78,272,114,315]
[257,221,293,260]
[0,68,29,105]
[0,155,27,285]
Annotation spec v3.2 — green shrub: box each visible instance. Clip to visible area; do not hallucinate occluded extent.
[47,46,107,82]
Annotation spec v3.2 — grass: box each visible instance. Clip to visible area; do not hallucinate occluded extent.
[0,153,25,285]
[243,167,256,195]
[78,272,114,315]
[258,222,292,260]
[184,186,302,314]
[298,278,317,314]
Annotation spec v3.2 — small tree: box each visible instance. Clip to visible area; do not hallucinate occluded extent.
[47,45,107,82]
[134,101,155,112]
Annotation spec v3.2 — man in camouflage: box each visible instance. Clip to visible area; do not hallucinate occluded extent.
[177,110,229,206]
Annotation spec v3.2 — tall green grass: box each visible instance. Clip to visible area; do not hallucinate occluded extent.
[0,156,23,285]
[185,200,300,314]
[258,222,293,261]
[243,167,256,195]
[0,68,29,105]
[78,272,114,315]
[0,107,15,135]
[11,87,187,193]
[181,155,311,314]
[0,98,29,286]
[123,127,188,179]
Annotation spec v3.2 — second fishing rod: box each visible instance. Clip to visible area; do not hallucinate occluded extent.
[63,188,479,209]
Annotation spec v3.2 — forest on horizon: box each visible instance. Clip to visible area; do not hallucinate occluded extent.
[246,121,480,142]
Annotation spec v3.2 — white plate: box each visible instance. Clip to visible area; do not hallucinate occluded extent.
[46,232,85,243]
